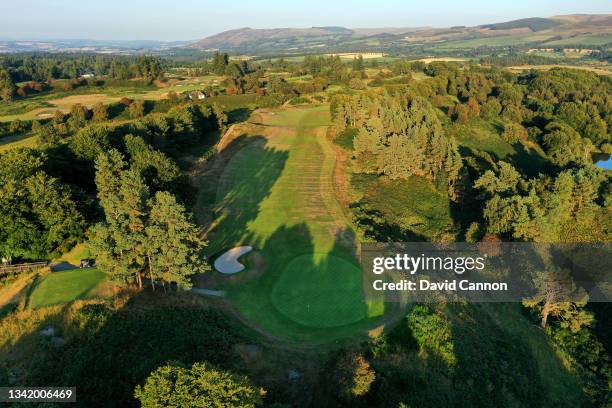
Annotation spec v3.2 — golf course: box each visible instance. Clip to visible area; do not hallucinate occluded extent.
[197,105,389,341]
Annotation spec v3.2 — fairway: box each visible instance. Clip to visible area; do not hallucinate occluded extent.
[29,268,106,308]
[200,105,388,340]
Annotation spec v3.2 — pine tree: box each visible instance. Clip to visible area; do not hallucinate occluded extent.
[145,192,208,290]
[89,149,207,289]
[523,268,592,331]
[0,69,16,102]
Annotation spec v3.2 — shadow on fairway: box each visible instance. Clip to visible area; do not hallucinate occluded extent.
[208,135,289,252]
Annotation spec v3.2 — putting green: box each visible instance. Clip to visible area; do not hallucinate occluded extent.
[271,255,367,328]
[201,106,388,340]
[29,268,106,308]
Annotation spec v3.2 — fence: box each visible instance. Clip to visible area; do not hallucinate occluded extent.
[0,262,49,276]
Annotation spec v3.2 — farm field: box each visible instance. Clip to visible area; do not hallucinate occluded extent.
[28,268,107,308]
[507,64,612,76]
[430,34,539,50]
[196,105,391,341]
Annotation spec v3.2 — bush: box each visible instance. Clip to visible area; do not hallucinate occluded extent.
[502,122,528,143]
[348,78,366,90]
[331,352,375,399]
[135,362,262,408]
[129,100,146,118]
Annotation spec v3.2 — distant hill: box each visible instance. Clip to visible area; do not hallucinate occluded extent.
[185,14,612,55]
[481,17,561,32]
[186,27,357,50]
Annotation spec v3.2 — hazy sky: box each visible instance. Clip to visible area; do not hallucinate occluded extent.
[1,0,610,41]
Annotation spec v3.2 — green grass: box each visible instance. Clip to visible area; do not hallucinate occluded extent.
[543,34,612,47]
[201,105,389,341]
[333,128,357,150]
[0,132,38,152]
[451,120,515,159]
[431,34,537,50]
[450,119,548,176]
[271,255,367,328]
[53,243,92,267]
[28,269,106,308]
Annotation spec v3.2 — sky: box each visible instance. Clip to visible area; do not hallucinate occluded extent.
[1,0,610,41]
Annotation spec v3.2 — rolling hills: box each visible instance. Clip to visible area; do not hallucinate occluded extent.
[185,14,612,55]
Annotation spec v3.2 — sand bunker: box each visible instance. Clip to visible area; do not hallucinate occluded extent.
[214,246,253,274]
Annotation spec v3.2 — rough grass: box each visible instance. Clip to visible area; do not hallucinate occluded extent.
[29,269,106,308]
[0,132,38,152]
[480,303,584,406]
[450,119,548,176]
[354,174,456,241]
[201,106,389,341]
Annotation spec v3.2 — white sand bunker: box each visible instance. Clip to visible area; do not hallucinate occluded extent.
[214,246,253,274]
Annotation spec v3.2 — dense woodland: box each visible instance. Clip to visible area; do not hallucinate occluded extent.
[0,52,610,407]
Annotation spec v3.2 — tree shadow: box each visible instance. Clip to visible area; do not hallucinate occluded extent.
[107,102,126,120]
[509,142,549,178]
[0,291,246,408]
[349,202,427,242]
[227,107,253,123]
[369,303,547,408]
[203,135,289,253]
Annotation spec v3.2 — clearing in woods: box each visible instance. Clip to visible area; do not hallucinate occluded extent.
[196,105,390,341]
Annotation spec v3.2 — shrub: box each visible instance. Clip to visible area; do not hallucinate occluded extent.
[332,353,375,399]
[348,78,366,90]
[134,362,262,407]
[502,122,528,143]
[129,100,146,118]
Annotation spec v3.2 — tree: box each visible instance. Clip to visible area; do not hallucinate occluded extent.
[129,100,146,118]
[466,97,481,118]
[92,102,109,122]
[348,78,366,90]
[145,191,208,290]
[89,149,206,289]
[523,268,593,331]
[67,103,90,130]
[450,103,470,124]
[71,124,114,162]
[502,122,528,144]
[212,104,228,134]
[136,56,163,83]
[333,91,463,199]
[474,161,521,196]
[211,52,230,75]
[542,122,593,167]
[134,362,262,408]
[89,150,149,287]
[0,69,16,102]
[332,353,375,399]
[352,55,365,77]
[124,134,180,191]
[0,149,84,259]
[480,98,502,120]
